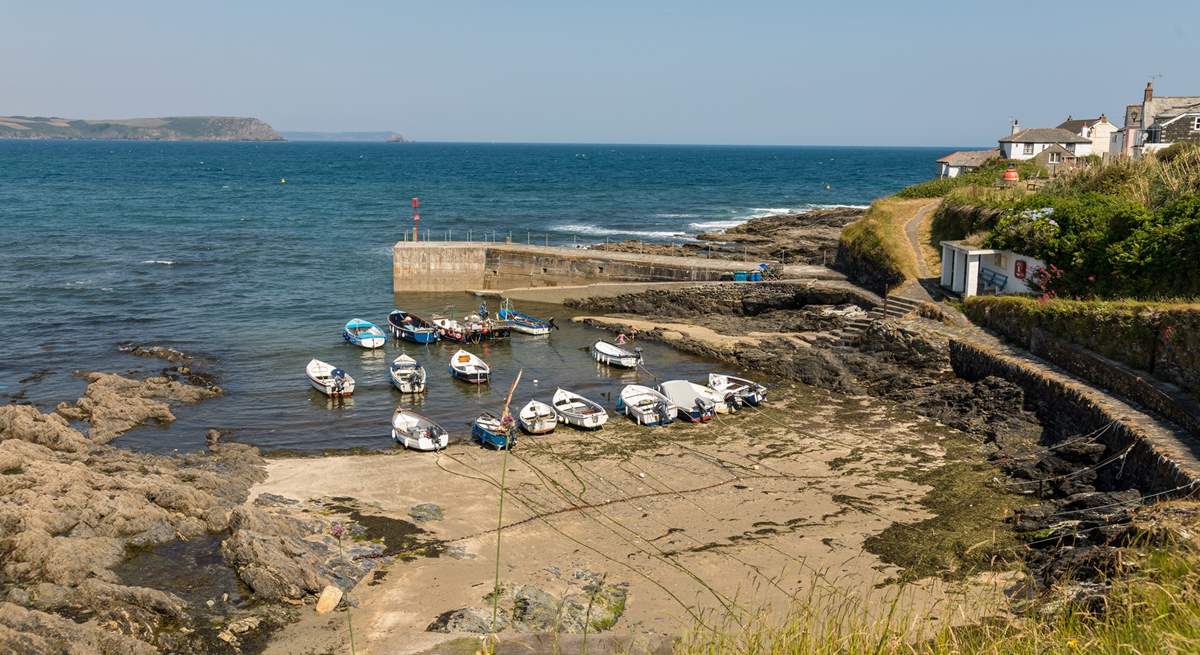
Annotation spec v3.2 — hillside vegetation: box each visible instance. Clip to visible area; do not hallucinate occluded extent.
[835,198,925,292]
[0,115,283,141]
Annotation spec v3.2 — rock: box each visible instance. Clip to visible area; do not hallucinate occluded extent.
[315,586,343,614]
[427,606,507,633]
[409,503,444,523]
[54,371,221,443]
[0,602,157,655]
[117,343,194,364]
[227,615,263,634]
[428,577,628,635]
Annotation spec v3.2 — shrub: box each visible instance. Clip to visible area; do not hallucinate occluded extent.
[895,159,1047,199]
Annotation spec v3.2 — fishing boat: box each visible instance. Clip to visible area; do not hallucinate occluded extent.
[616,385,677,426]
[498,298,554,336]
[387,310,439,344]
[388,354,427,393]
[707,373,767,407]
[448,349,490,384]
[518,399,557,434]
[391,407,448,451]
[552,389,608,429]
[658,380,718,422]
[306,359,355,397]
[472,411,517,449]
[433,316,469,343]
[342,318,387,349]
[590,340,643,368]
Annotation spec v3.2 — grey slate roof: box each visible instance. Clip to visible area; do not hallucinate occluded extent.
[999,127,1091,144]
[1057,117,1100,133]
[936,148,1000,167]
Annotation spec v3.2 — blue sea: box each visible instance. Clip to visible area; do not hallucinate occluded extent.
[0,141,939,453]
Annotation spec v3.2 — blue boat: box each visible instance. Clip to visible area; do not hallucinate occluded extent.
[472,412,516,450]
[343,318,387,349]
[388,310,439,344]
[498,298,554,336]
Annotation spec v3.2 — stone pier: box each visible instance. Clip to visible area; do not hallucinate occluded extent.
[392,241,842,293]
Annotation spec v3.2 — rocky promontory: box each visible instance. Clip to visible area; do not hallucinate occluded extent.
[0,116,284,141]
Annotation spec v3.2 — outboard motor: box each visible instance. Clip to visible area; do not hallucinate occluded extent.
[655,400,671,424]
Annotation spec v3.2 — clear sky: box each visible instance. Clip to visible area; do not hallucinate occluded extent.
[3,0,1198,146]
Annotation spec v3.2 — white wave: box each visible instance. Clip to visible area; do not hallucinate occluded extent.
[653,213,700,218]
[689,204,871,233]
[141,260,176,265]
[689,219,748,230]
[557,224,686,239]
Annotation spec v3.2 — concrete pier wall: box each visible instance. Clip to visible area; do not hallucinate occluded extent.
[393,242,841,292]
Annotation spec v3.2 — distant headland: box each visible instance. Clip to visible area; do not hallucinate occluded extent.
[280,131,410,143]
[0,115,284,141]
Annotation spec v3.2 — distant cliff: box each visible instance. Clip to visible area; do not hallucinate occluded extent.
[0,116,284,141]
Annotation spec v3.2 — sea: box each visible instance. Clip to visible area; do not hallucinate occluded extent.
[0,141,941,453]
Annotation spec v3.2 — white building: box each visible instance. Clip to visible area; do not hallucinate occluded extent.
[939,241,1046,297]
[998,120,1093,160]
[936,149,999,178]
[1057,115,1118,157]
[1115,82,1200,159]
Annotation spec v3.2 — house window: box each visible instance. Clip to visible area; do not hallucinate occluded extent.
[1193,116,1200,131]
[1049,152,1062,164]
[1023,143,1034,155]
[1065,143,1076,153]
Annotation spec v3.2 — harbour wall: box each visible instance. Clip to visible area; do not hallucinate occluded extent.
[392,242,842,292]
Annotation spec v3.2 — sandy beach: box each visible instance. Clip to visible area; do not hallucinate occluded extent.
[255,383,1012,654]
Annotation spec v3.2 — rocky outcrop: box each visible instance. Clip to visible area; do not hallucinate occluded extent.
[55,371,221,442]
[428,571,628,634]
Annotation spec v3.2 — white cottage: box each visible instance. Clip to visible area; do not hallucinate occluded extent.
[998,121,1092,160]
[939,241,1046,297]
[936,149,999,178]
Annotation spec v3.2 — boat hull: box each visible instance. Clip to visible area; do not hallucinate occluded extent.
[397,327,439,343]
[616,398,677,426]
[591,348,641,368]
[308,376,354,397]
[510,322,551,336]
[450,367,489,384]
[556,412,608,429]
[519,418,557,434]
[343,331,386,349]
[473,423,516,449]
[389,375,426,394]
[676,408,713,423]
[392,429,448,451]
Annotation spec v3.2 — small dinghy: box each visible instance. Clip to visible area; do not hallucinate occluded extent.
[388,310,439,344]
[518,400,557,434]
[658,380,719,422]
[473,412,517,449]
[306,359,355,397]
[433,316,471,343]
[449,349,490,384]
[498,299,554,336]
[552,388,608,429]
[388,354,427,393]
[391,407,448,451]
[708,373,767,407]
[617,385,677,426]
[590,340,643,368]
[343,318,387,349]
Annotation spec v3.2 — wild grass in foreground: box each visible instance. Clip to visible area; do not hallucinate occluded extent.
[675,541,1200,655]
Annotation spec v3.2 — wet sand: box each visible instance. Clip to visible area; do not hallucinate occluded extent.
[256,384,1012,654]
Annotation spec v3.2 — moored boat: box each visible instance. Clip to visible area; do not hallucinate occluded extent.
[433,316,469,343]
[391,407,448,451]
[498,299,554,336]
[306,359,355,397]
[448,349,490,384]
[658,380,717,422]
[552,388,608,429]
[590,340,642,368]
[388,310,439,344]
[518,399,557,434]
[707,373,767,407]
[617,385,677,426]
[343,318,387,349]
[472,412,517,449]
[388,354,427,393]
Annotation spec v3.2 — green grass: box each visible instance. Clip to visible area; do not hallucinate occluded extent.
[838,198,923,290]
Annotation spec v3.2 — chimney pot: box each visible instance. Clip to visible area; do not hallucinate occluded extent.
[1011,119,1021,135]
[1145,81,1154,102]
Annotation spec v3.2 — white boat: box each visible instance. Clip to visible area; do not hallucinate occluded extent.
[388,354,427,393]
[449,349,490,384]
[707,373,767,407]
[518,400,557,435]
[391,408,448,451]
[342,318,387,349]
[590,340,643,368]
[306,359,355,397]
[552,389,608,429]
[658,380,721,422]
[617,385,677,426]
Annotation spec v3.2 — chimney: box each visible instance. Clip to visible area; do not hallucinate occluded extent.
[1099,113,1108,123]
[1011,119,1021,135]
[1145,81,1154,102]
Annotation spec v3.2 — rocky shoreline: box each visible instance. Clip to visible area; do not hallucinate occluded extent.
[591,206,865,265]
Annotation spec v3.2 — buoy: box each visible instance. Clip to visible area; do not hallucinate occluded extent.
[824,184,831,190]
[280,178,287,185]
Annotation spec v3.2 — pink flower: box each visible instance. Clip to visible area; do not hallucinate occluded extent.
[331,522,346,539]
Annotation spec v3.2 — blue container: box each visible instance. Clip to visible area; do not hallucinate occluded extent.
[733,271,748,282]
[750,272,762,282]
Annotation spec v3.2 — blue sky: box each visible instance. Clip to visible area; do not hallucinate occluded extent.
[3,1,1198,145]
